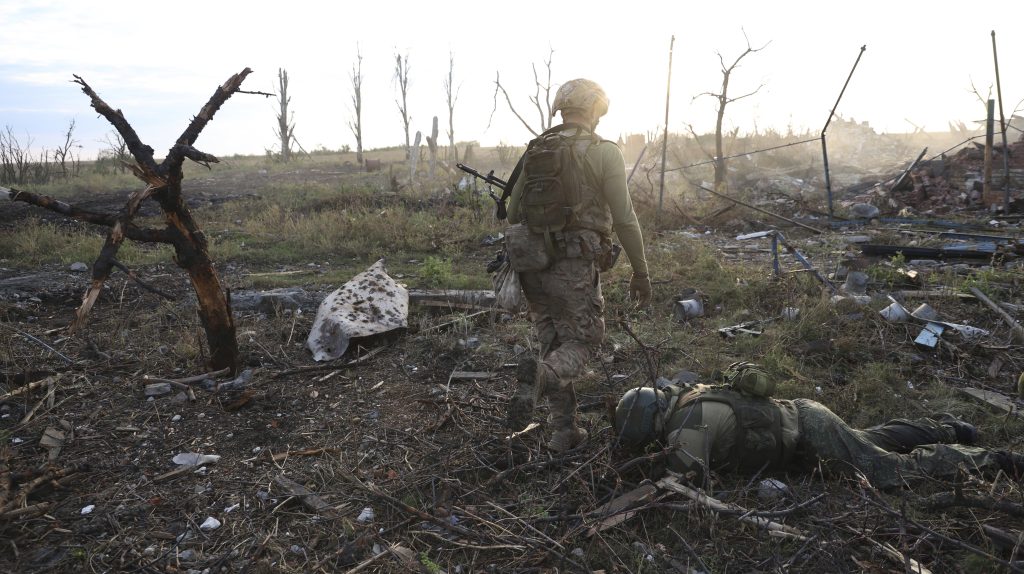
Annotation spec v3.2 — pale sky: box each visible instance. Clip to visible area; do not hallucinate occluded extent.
[1,0,1022,159]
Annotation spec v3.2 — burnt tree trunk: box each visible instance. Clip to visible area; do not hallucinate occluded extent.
[5,69,259,374]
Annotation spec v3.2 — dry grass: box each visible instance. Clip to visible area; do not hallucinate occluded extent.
[0,156,1022,573]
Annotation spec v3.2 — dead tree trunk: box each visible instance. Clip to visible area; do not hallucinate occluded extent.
[409,131,422,185]
[3,69,262,374]
[275,68,295,162]
[394,53,412,160]
[694,32,768,193]
[426,116,438,178]
[349,45,364,165]
[444,52,459,163]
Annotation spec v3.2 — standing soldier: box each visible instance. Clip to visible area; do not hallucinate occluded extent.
[503,78,651,452]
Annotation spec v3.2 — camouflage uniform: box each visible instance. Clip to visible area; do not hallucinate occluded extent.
[504,125,647,447]
[794,399,1007,489]
[504,80,650,452]
[518,236,606,434]
[657,385,1014,489]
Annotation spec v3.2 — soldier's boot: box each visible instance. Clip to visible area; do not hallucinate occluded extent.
[935,413,979,445]
[506,357,539,431]
[547,383,587,453]
[995,450,1024,480]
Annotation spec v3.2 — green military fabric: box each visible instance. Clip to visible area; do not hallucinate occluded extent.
[794,399,1005,489]
[661,385,800,479]
[507,124,648,276]
[859,416,958,454]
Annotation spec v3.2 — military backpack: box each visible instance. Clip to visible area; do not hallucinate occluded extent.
[520,124,600,237]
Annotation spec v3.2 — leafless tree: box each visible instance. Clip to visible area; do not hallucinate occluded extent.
[394,52,412,159]
[101,130,130,174]
[693,31,769,192]
[274,68,296,162]
[3,69,269,372]
[348,45,364,165]
[443,52,460,162]
[490,46,555,138]
[53,119,80,178]
[426,116,439,178]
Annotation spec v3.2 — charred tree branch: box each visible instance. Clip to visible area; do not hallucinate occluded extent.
[3,185,174,243]
[71,75,160,178]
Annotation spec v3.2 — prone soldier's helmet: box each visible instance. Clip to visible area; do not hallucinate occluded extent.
[613,387,668,448]
[552,79,609,122]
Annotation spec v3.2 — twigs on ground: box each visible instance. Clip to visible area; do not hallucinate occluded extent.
[921,490,1024,518]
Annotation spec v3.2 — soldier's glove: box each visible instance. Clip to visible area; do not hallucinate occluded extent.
[629,272,652,309]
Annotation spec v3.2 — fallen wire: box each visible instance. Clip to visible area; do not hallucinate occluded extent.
[0,323,73,364]
[664,136,820,173]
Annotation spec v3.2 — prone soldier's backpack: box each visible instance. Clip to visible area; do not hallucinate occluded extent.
[520,126,600,237]
[716,361,776,398]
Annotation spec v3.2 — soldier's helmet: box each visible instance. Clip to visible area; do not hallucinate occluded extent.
[552,78,609,121]
[614,387,668,448]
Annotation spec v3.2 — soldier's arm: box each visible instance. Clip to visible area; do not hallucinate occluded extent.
[506,167,526,224]
[598,144,649,276]
[665,425,711,482]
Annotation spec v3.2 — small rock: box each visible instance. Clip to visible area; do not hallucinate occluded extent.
[171,415,182,422]
[177,549,196,562]
[357,507,374,523]
[199,517,221,531]
[144,383,173,397]
[758,478,789,500]
[80,504,95,515]
[172,453,221,466]
[142,546,156,557]
[290,545,304,555]
[849,203,880,219]
[69,262,89,272]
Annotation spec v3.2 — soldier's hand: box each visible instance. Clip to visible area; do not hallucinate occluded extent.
[629,272,652,309]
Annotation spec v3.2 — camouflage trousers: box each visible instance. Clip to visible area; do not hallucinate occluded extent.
[795,399,1004,489]
[520,256,604,430]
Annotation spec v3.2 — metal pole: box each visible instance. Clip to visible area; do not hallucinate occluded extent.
[822,45,867,221]
[658,35,675,212]
[991,31,1010,213]
[984,99,994,205]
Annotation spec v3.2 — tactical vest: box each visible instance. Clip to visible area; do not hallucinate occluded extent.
[666,386,792,473]
[520,124,614,241]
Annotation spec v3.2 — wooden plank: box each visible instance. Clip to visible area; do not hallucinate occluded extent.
[586,483,661,536]
[958,387,1023,419]
[449,371,495,381]
[274,475,344,519]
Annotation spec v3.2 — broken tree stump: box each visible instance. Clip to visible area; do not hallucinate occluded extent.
[5,69,268,373]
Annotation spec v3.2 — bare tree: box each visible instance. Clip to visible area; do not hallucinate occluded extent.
[348,45,364,165]
[443,52,460,162]
[3,69,269,372]
[101,130,130,174]
[394,52,412,159]
[274,68,296,162]
[53,119,80,178]
[490,46,555,138]
[694,31,769,192]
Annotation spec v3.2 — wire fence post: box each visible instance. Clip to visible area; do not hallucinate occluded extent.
[658,35,675,214]
[821,45,866,223]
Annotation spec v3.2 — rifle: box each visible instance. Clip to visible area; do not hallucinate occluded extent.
[456,163,510,220]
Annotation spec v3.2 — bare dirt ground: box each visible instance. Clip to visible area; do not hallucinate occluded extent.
[2,161,1024,574]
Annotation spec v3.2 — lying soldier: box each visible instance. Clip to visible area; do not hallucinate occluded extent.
[612,363,1024,489]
